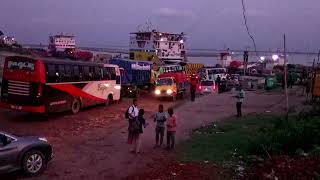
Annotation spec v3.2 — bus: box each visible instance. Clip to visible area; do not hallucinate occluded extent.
[200,68,227,81]
[0,56,121,114]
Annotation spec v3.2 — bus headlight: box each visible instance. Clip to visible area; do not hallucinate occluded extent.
[114,85,121,90]
[155,89,161,95]
[167,89,173,94]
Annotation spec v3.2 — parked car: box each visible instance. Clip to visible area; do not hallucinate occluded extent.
[0,131,53,176]
[199,80,216,94]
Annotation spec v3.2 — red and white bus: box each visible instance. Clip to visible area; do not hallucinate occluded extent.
[0,56,121,114]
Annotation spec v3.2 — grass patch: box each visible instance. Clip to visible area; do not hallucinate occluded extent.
[178,109,320,164]
[178,114,278,163]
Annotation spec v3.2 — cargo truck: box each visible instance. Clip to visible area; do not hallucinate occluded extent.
[110,58,151,98]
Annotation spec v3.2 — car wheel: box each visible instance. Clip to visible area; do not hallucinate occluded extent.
[71,98,81,114]
[22,150,46,176]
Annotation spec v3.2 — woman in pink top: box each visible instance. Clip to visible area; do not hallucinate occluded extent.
[166,108,177,149]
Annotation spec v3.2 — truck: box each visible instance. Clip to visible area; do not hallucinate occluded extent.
[185,63,204,76]
[110,58,152,98]
[154,72,189,101]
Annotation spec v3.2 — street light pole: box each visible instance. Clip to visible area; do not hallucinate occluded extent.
[317,49,320,67]
[283,34,289,119]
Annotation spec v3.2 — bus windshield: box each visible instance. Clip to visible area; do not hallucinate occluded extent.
[156,78,173,86]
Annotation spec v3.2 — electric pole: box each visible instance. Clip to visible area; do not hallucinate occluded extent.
[283,34,289,119]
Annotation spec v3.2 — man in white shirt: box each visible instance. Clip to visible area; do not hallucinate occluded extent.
[128,99,139,120]
[127,99,140,152]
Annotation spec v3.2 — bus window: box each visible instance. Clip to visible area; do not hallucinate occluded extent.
[64,65,72,82]
[47,64,57,83]
[103,68,111,80]
[94,67,102,80]
[89,67,94,80]
[83,66,90,81]
[73,65,80,81]
[110,67,116,80]
[58,65,65,82]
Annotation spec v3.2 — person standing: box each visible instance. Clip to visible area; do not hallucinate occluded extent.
[132,109,148,153]
[166,108,177,150]
[235,86,245,117]
[127,99,139,147]
[216,75,221,93]
[154,104,167,147]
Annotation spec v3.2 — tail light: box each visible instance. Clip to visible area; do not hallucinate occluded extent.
[37,85,43,97]
[199,86,202,90]
[213,84,216,90]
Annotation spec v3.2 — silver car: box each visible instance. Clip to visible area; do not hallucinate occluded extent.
[0,131,53,176]
[199,80,217,94]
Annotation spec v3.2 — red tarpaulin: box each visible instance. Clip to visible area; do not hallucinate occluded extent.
[229,60,242,68]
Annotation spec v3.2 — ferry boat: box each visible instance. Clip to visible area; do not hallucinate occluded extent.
[48,33,76,53]
[129,30,187,66]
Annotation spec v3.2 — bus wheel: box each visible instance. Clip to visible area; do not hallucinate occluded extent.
[71,98,81,114]
[105,94,113,106]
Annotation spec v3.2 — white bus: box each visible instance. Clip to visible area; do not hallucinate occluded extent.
[201,68,227,81]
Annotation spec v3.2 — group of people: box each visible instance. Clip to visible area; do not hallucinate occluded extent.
[126,99,177,153]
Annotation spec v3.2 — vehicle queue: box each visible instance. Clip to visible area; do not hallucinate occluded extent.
[0,55,233,176]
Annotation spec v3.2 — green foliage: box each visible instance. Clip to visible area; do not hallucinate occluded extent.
[179,110,320,164]
[250,110,320,156]
[178,114,276,163]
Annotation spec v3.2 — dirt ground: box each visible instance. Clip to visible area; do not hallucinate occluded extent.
[0,87,308,180]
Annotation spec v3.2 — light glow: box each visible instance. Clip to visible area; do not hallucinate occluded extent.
[166,89,173,94]
[272,55,279,61]
[114,85,121,90]
[155,89,161,95]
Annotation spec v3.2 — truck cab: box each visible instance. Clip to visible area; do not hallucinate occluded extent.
[154,72,189,101]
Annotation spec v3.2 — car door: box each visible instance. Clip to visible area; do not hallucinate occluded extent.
[0,133,19,172]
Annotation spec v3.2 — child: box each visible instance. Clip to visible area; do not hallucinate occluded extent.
[154,104,167,147]
[131,109,147,153]
[166,108,177,150]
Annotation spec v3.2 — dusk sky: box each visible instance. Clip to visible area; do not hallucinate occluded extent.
[1,0,319,51]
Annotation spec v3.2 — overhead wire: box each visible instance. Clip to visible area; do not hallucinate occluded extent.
[241,0,258,57]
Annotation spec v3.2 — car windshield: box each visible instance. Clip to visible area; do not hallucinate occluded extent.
[156,78,173,86]
[201,81,214,86]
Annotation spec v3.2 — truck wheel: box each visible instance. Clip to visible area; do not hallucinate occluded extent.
[71,98,81,114]
[22,150,46,176]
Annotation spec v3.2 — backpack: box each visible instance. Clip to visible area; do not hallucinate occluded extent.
[125,106,134,119]
[129,117,141,133]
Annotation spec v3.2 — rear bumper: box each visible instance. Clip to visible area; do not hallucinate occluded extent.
[0,102,45,113]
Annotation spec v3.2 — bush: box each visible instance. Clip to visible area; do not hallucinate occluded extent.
[249,110,320,156]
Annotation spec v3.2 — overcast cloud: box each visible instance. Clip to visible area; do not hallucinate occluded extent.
[0,0,319,51]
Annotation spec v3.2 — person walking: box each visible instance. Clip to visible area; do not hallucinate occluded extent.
[235,85,245,117]
[131,109,148,153]
[166,108,177,150]
[190,76,197,102]
[154,104,167,147]
[127,99,139,147]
